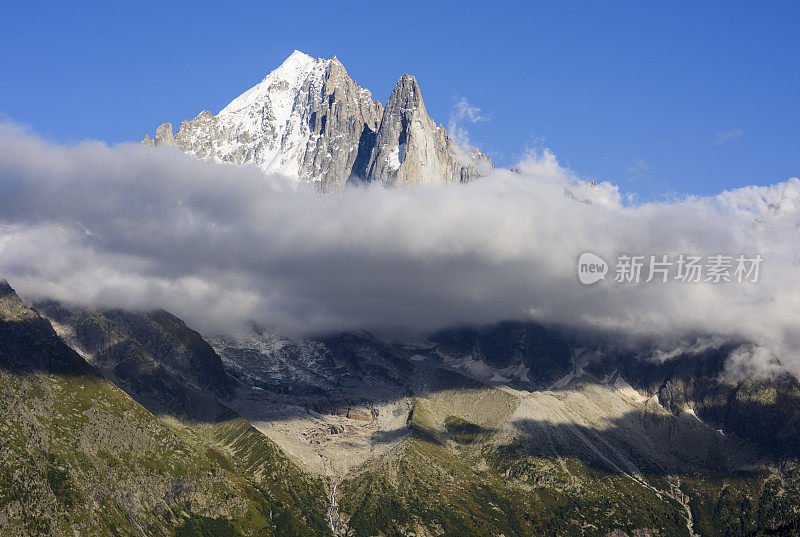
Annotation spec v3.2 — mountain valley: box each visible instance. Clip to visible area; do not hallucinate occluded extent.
[3,279,800,536]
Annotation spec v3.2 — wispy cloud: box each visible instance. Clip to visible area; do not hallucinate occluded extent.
[451,96,492,124]
[448,96,491,150]
[626,158,653,182]
[715,127,744,145]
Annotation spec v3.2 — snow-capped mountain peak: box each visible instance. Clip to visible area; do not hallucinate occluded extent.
[218,50,318,117]
[142,51,491,192]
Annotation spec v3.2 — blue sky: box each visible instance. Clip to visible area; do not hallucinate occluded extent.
[1,1,797,200]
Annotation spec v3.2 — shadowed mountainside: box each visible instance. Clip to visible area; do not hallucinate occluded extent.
[5,283,800,536]
[0,282,333,536]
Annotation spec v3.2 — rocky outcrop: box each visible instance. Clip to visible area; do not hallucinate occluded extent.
[294,58,384,191]
[366,74,479,187]
[36,301,237,421]
[142,51,490,191]
[0,280,92,375]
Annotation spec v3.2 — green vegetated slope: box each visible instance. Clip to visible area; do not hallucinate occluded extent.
[338,368,800,537]
[4,279,800,537]
[0,281,331,537]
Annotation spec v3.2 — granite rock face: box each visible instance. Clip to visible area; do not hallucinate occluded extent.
[366,74,479,187]
[142,51,490,192]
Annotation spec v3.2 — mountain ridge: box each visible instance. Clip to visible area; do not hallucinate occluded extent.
[0,281,333,536]
[142,51,492,191]
[5,279,800,536]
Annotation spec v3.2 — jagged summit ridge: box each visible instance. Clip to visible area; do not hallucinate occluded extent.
[142,51,490,191]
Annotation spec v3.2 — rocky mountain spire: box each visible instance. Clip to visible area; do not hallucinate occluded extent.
[365,74,481,187]
[142,51,490,191]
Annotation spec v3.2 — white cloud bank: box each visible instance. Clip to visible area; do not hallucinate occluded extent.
[1,122,799,374]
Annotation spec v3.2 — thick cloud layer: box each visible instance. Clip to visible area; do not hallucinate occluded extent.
[1,122,799,375]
